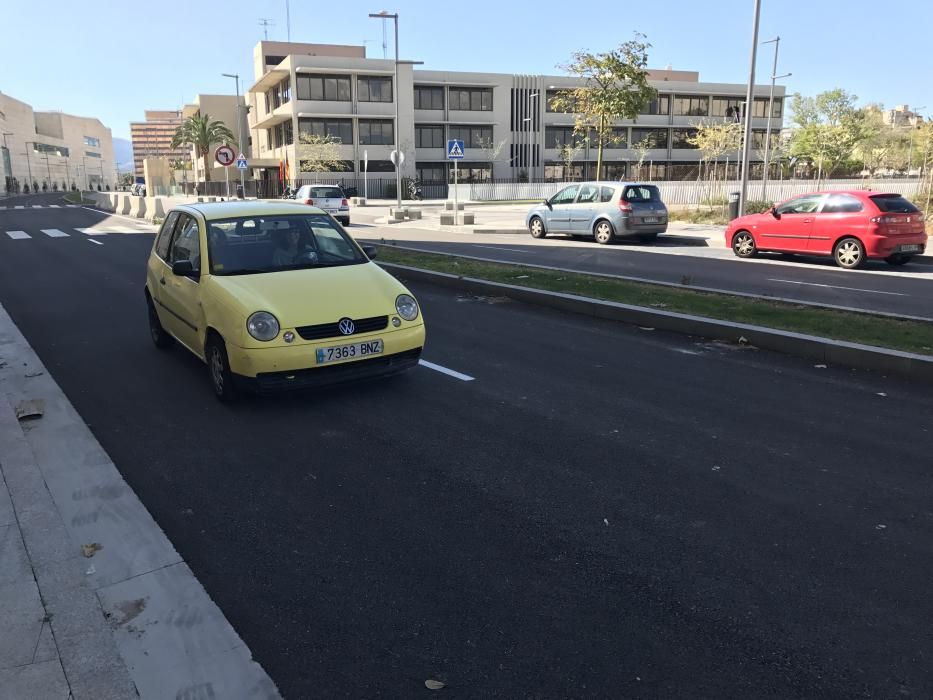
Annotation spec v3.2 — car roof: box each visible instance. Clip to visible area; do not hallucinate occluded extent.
[176,200,327,219]
[568,181,656,188]
[801,190,900,198]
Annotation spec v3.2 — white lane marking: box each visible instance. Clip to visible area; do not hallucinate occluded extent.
[14,205,24,209]
[6,231,31,240]
[41,228,70,238]
[49,204,61,208]
[418,359,475,382]
[472,244,528,254]
[87,238,104,245]
[75,228,107,236]
[66,204,79,208]
[31,205,42,209]
[767,278,908,297]
[0,206,5,210]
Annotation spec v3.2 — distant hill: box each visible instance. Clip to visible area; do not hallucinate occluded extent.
[113,137,134,171]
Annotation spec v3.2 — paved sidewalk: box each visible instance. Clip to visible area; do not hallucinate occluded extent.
[0,302,280,699]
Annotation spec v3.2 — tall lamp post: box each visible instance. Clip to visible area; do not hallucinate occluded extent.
[738,0,762,217]
[369,11,402,210]
[760,36,790,202]
[222,73,246,197]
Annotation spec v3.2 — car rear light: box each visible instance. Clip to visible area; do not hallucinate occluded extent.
[341,199,348,206]
[870,214,921,225]
[618,201,633,214]
[304,198,313,205]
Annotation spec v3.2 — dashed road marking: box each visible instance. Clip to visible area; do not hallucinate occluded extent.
[40,228,70,238]
[767,278,908,297]
[87,239,104,245]
[418,359,475,382]
[5,231,30,240]
[75,228,107,236]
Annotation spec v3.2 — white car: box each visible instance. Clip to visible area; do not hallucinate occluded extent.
[294,184,350,226]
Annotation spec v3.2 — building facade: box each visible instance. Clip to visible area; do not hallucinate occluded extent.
[1,91,116,194]
[882,105,925,128]
[242,41,786,191]
[180,95,248,185]
[129,110,187,178]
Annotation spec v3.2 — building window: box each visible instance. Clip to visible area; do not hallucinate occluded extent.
[752,97,780,118]
[671,128,699,149]
[33,143,69,157]
[414,86,444,110]
[264,55,286,67]
[358,119,394,145]
[447,125,493,148]
[298,117,353,144]
[415,125,444,149]
[545,126,581,149]
[451,162,491,182]
[296,74,352,102]
[630,128,669,149]
[280,77,291,104]
[361,159,394,172]
[546,89,576,113]
[83,136,101,147]
[416,162,447,182]
[449,87,493,111]
[711,97,745,120]
[85,151,102,158]
[358,76,393,103]
[673,95,709,117]
[644,95,671,116]
[602,162,627,179]
[605,127,628,148]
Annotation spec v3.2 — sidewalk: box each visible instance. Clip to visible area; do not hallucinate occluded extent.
[0,302,279,699]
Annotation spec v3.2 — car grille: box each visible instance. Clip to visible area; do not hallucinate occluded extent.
[295,315,388,341]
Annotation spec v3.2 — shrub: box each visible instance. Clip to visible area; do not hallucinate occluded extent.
[744,199,774,214]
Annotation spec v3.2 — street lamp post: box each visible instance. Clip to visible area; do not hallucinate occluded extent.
[22,143,34,190]
[738,0,762,217]
[527,92,539,182]
[222,73,246,197]
[369,11,402,210]
[760,36,791,202]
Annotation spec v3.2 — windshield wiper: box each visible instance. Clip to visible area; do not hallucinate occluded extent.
[220,268,270,276]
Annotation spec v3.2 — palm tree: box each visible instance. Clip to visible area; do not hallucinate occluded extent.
[170,114,235,183]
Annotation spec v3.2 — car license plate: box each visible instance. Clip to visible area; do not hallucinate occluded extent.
[316,339,383,365]
[898,244,922,253]
[642,217,660,224]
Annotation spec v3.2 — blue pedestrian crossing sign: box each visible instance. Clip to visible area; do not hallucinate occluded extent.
[446,139,465,160]
[235,154,248,170]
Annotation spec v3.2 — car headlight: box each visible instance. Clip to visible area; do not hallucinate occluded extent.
[247,311,280,341]
[395,294,419,321]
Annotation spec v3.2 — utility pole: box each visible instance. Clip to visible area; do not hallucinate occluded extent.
[760,36,791,202]
[285,0,291,41]
[738,0,762,217]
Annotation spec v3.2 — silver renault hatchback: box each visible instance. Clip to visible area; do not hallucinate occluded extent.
[526,182,668,244]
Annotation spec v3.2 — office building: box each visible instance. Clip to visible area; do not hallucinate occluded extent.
[129,110,188,178]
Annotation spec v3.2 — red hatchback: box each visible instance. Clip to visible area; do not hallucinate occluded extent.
[726,190,927,269]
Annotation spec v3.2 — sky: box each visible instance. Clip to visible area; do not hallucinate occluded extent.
[2,0,931,142]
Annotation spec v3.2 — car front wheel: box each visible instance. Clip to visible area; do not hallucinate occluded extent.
[594,220,615,245]
[834,237,865,269]
[147,295,174,349]
[731,231,757,258]
[206,334,238,402]
[529,216,546,239]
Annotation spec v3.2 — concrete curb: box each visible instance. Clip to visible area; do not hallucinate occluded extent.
[379,262,933,383]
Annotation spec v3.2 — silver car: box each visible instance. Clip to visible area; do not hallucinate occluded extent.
[526,182,668,244]
[294,184,351,226]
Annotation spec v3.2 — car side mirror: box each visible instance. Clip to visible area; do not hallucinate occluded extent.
[362,245,378,259]
[544,199,553,210]
[172,259,198,277]
[771,207,781,219]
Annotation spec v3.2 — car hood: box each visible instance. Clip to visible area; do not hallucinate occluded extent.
[207,262,410,328]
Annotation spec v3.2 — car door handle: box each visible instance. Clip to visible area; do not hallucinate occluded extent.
[159,277,166,285]
[803,218,812,223]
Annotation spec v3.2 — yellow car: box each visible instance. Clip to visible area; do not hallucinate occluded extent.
[145,201,425,400]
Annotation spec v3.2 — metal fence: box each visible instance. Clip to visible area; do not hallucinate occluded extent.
[454,179,924,206]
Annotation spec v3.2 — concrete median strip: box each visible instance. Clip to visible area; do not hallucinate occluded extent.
[0,302,281,699]
[379,262,933,384]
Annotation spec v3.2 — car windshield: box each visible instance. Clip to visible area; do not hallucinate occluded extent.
[206,214,365,276]
[622,185,660,202]
[870,195,919,213]
[303,187,344,199]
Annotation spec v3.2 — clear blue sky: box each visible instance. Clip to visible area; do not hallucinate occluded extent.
[3,0,931,141]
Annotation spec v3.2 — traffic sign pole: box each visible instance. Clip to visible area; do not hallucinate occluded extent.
[454,160,458,225]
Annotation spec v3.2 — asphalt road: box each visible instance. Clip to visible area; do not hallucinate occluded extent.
[353,218,933,320]
[2,202,933,697]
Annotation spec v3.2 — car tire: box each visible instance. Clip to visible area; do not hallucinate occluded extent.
[731,230,758,258]
[885,253,913,266]
[340,217,350,226]
[206,333,238,403]
[834,237,865,269]
[147,295,174,349]
[529,216,546,239]
[594,220,615,245]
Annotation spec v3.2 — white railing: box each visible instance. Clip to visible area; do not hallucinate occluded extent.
[455,179,923,206]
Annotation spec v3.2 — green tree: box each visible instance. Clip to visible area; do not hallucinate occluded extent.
[297,133,347,174]
[787,90,872,183]
[169,114,235,182]
[552,34,656,180]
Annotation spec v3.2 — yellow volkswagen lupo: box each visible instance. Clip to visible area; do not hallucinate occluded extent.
[145,201,425,401]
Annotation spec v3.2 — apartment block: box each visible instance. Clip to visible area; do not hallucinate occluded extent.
[129,110,187,178]
[1,91,115,194]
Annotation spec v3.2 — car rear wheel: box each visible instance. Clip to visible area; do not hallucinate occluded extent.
[834,237,865,269]
[885,253,913,266]
[594,220,615,245]
[147,295,173,349]
[529,216,546,239]
[206,334,238,403]
[731,231,757,258]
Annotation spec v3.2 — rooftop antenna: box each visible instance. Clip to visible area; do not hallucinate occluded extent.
[381,12,388,59]
[285,0,291,41]
[258,18,275,40]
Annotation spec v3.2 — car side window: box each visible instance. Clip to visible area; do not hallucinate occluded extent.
[600,186,615,203]
[776,195,824,215]
[170,215,201,272]
[821,194,864,214]
[577,185,599,203]
[155,211,180,260]
[551,185,579,205]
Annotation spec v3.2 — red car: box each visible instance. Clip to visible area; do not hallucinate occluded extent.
[726,190,927,269]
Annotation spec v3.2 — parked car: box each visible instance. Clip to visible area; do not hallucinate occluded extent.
[293,184,350,226]
[726,190,927,269]
[526,182,668,244]
[145,201,425,400]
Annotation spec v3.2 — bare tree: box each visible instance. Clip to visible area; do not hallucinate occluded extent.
[557,142,583,181]
[476,136,509,179]
[297,133,347,174]
[632,136,653,181]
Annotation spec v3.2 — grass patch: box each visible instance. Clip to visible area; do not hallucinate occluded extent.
[377,245,933,356]
[668,208,729,225]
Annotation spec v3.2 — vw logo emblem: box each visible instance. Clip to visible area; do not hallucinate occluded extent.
[338,318,355,335]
